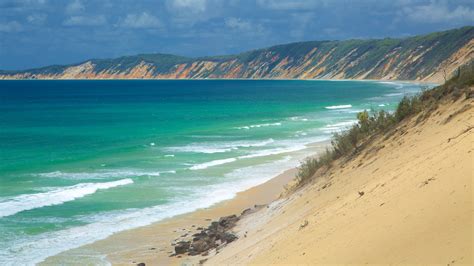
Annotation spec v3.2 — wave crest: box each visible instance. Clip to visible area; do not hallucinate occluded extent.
[325,104,352,110]
[235,122,281,130]
[189,158,237,170]
[0,179,133,218]
[36,170,161,180]
[165,138,274,154]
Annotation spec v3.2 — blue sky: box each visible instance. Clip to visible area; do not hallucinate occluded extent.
[0,0,473,70]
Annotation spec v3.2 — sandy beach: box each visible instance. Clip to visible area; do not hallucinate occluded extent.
[42,143,330,265]
[203,90,473,264]
[43,87,474,265]
[2,3,473,264]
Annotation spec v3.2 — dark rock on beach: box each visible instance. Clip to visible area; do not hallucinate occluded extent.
[174,241,191,254]
[191,239,211,253]
[241,208,252,215]
[222,232,238,243]
[171,214,241,256]
[219,215,239,228]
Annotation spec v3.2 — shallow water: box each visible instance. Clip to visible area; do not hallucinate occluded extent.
[0,79,428,264]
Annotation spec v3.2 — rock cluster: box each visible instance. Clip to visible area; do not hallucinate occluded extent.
[173,215,239,256]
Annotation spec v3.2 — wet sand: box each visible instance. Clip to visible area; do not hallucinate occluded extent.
[43,143,329,265]
[205,95,473,265]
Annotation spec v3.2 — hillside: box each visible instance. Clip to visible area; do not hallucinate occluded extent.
[198,62,474,265]
[1,27,473,82]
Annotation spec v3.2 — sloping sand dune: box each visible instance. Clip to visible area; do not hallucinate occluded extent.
[204,94,473,264]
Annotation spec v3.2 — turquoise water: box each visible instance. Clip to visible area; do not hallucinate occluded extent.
[0,80,425,264]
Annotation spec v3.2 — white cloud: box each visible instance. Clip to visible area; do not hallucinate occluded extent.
[0,21,23,32]
[225,17,252,31]
[225,17,266,36]
[257,0,326,10]
[63,15,106,26]
[165,0,223,26]
[168,0,207,12]
[20,0,47,5]
[401,1,474,23]
[120,12,162,29]
[27,14,47,25]
[66,0,85,13]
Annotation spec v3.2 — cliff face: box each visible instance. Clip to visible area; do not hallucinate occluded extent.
[1,27,473,82]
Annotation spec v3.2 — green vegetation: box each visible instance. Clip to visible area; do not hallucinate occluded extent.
[2,26,471,80]
[295,62,473,187]
[91,53,191,73]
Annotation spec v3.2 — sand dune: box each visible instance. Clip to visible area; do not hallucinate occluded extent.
[48,84,472,266]
[203,92,473,264]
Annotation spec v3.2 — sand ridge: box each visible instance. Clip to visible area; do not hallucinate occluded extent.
[203,94,473,264]
[41,89,473,265]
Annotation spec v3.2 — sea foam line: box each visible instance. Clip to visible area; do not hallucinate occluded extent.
[0,157,302,265]
[165,138,274,154]
[235,122,282,130]
[325,104,352,109]
[36,170,161,180]
[0,179,133,218]
[189,158,237,170]
[189,143,312,170]
[384,92,404,97]
[321,120,358,133]
[187,135,333,171]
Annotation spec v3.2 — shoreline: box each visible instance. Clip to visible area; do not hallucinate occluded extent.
[202,90,473,264]
[43,141,331,265]
[0,77,440,85]
[2,78,427,265]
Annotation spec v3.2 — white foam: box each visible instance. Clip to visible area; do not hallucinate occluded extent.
[0,137,331,265]
[0,195,224,264]
[165,139,274,154]
[238,145,306,159]
[321,120,358,133]
[0,179,133,218]
[188,135,330,171]
[164,154,175,157]
[325,104,352,110]
[189,158,237,170]
[384,92,404,97]
[36,170,161,180]
[378,81,405,89]
[341,109,364,114]
[289,116,309,122]
[235,122,282,130]
[187,136,330,171]
[1,169,289,265]
[294,131,308,137]
[181,147,235,153]
[162,170,176,174]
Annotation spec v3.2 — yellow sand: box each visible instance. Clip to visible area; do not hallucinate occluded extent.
[202,95,473,264]
[44,94,472,265]
[43,143,329,266]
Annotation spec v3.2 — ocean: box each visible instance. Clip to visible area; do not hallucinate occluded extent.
[0,80,427,264]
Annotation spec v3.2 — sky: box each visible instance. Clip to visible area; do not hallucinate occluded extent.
[0,0,473,70]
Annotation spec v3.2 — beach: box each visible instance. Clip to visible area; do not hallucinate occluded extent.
[203,88,473,264]
[1,3,472,264]
[45,82,473,265]
[43,142,329,265]
[2,80,423,264]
